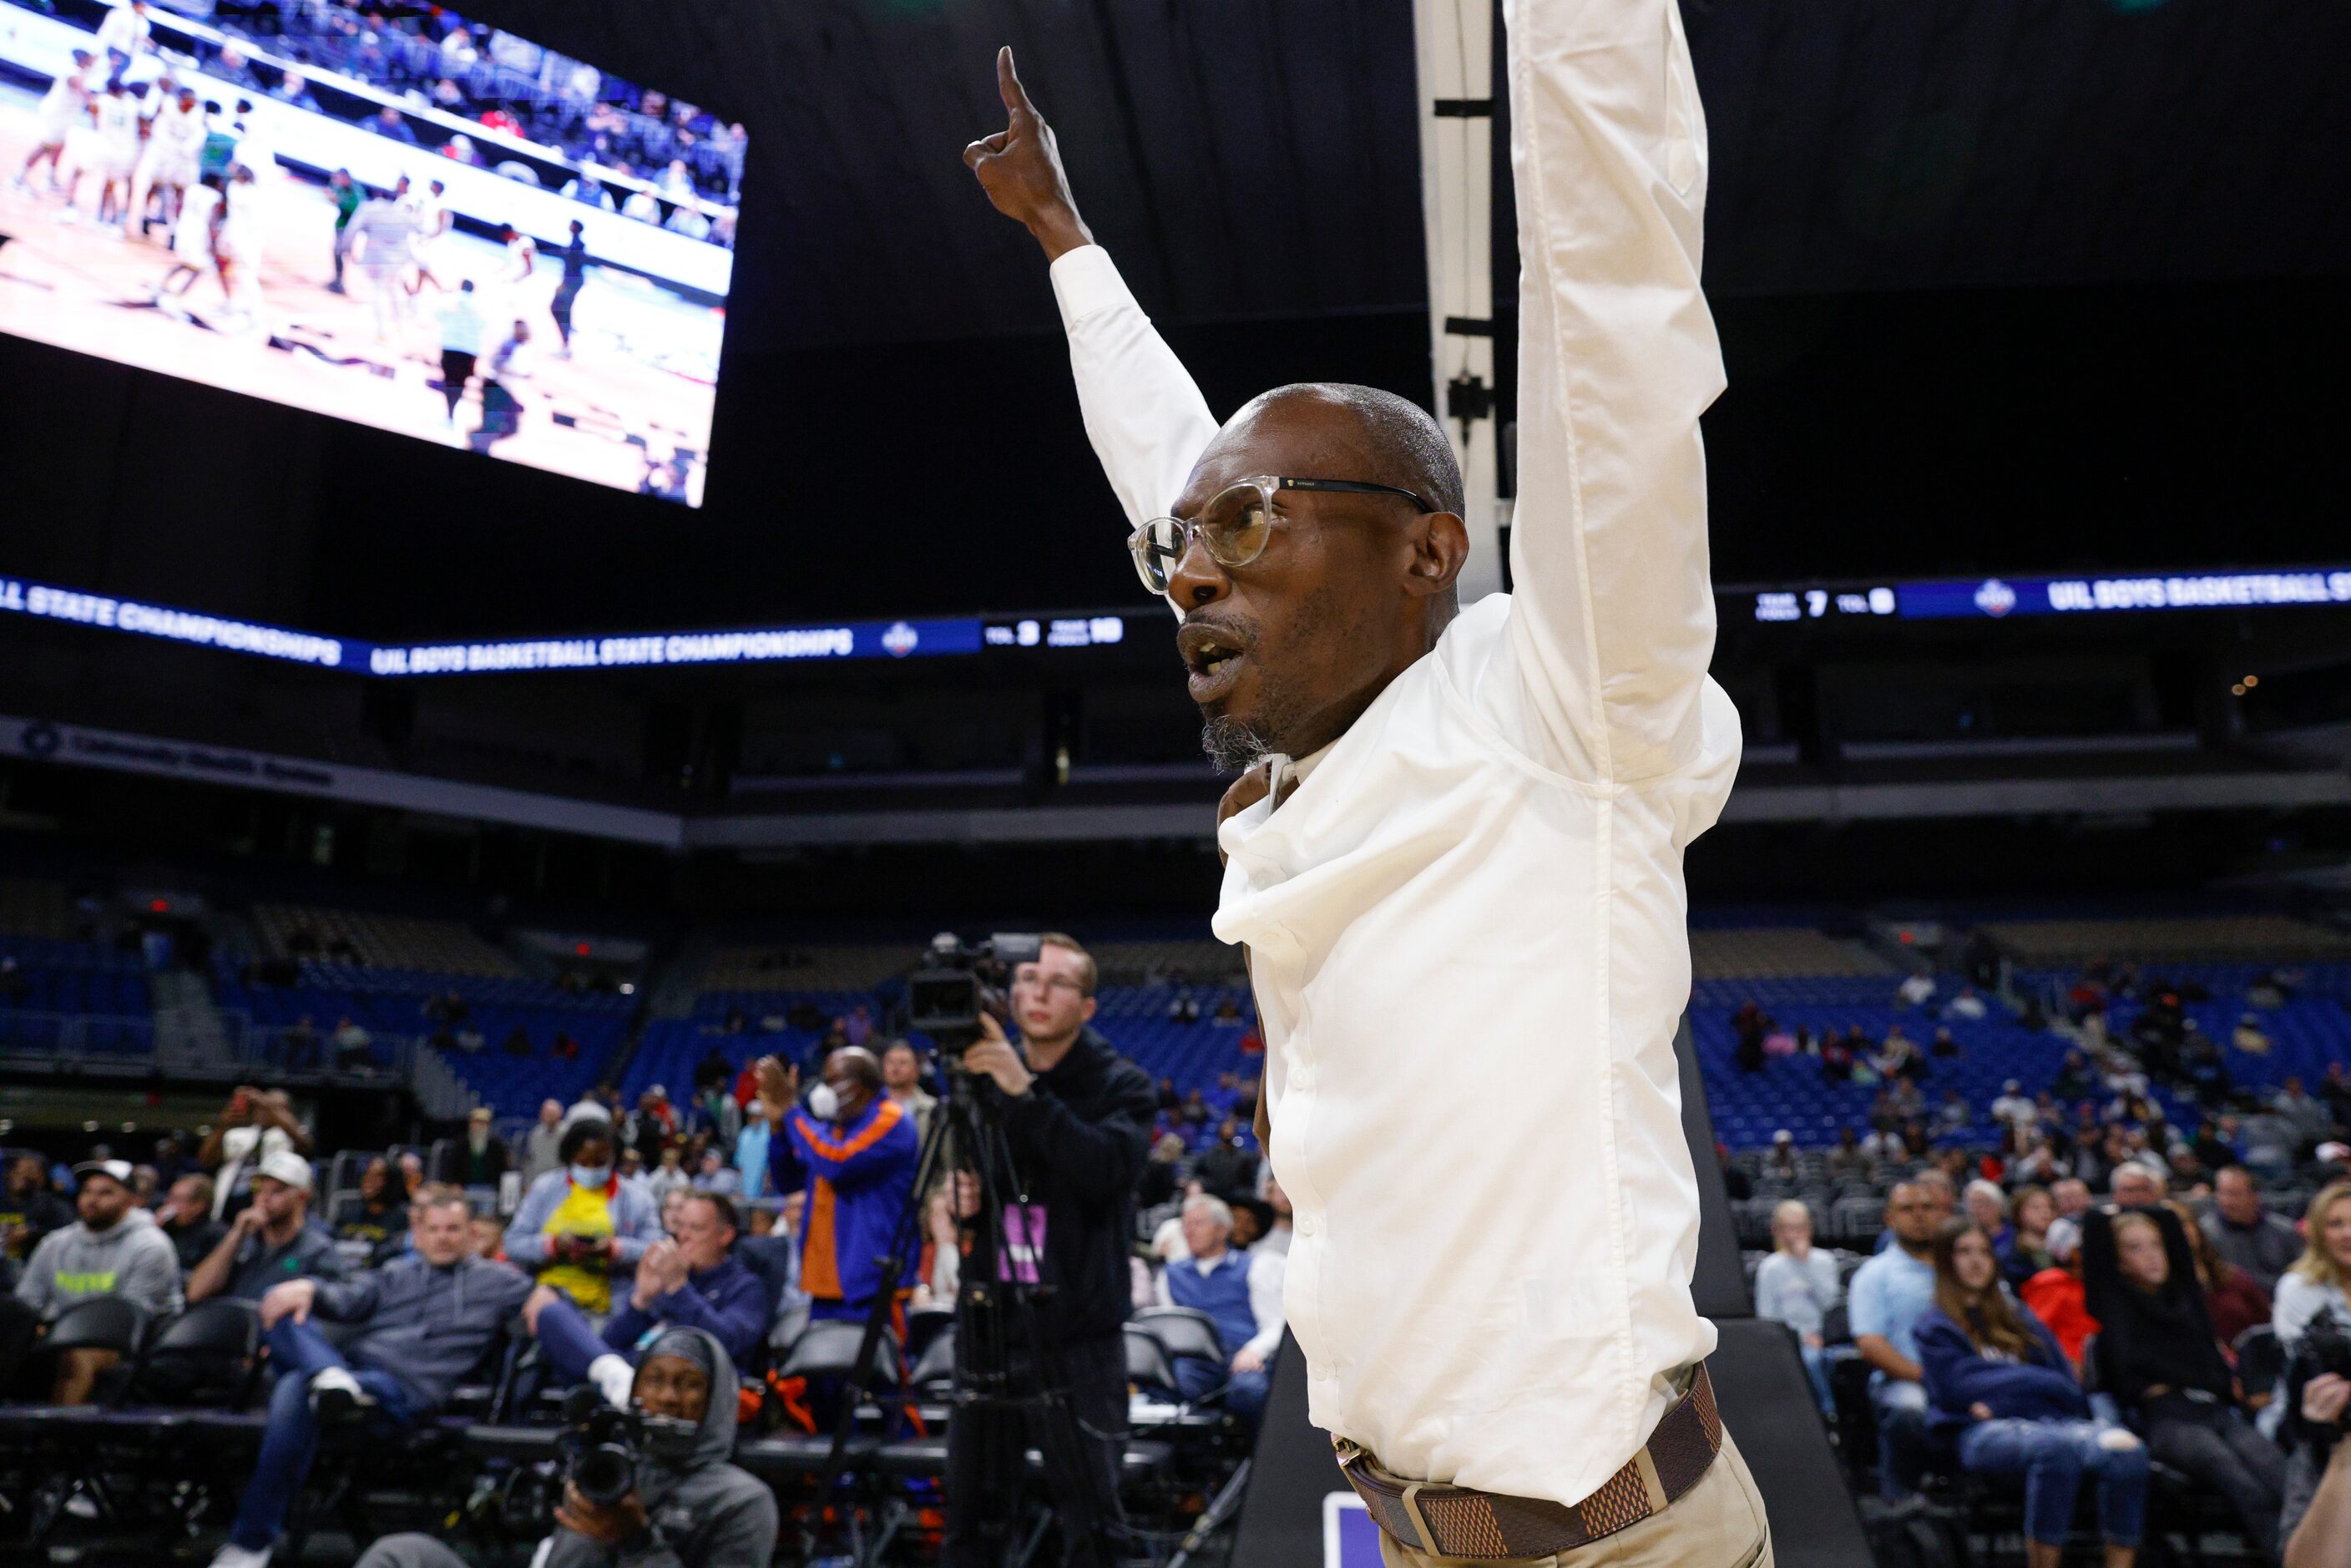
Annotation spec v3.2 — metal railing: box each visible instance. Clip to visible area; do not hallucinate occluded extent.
[0,1009,158,1057]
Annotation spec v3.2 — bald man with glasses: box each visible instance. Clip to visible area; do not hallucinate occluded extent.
[965,0,1762,1552]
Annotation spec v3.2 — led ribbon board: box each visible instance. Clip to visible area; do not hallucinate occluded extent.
[0,574,1127,675]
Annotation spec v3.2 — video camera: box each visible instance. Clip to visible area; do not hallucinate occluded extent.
[908,931,1039,1055]
[555,1385,699,1505]
[2304,1309,2351,1388]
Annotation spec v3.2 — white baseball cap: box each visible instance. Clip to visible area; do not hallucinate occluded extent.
[255,1150,314,1193]
[72,1159,134,1187]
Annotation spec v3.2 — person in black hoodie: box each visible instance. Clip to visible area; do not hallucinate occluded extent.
[955,933,1155,1568]
[2082,1203,2288,1559]
[356,1326,775,1568]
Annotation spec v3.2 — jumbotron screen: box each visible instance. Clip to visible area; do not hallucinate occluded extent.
[0,0,735,503]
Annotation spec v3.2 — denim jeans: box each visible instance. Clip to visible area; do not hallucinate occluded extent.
[1869,1378,1929,1500]
[228,1318,420,1550]
[1954,1418,2147,1547]
[530,1293,613,1383]
[1170,1353,1272,1424]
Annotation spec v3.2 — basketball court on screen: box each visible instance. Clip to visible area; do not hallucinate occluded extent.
[0,81,716,503]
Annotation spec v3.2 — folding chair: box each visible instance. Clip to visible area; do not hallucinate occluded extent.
[123,1297,262,1409]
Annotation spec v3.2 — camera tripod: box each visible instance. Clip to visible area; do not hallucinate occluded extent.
[805,1050,1128,1566]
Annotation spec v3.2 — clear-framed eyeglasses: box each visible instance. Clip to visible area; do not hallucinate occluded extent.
[1126,474,1431,598]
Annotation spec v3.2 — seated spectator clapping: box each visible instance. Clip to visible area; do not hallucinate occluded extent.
[1918,1219,2149,1568]
[208,1191,531,1568]
[2,1161,181,1404]
[2082,1202,2285,1556]
[523,1190,770,1405]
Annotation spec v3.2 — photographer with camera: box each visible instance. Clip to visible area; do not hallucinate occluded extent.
[948,933,1156,1568]
[357,1326,777,1568]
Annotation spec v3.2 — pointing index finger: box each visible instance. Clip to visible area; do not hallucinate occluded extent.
[997,45,1034,121]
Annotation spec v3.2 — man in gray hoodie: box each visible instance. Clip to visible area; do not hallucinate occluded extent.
[355,1325,776,1568]
[208,1190,532,1568]
[10,1159,182,1403]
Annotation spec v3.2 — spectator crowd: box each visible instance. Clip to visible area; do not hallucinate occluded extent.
[0,1014,1282,1565]
[94,0,745,245]
[1737,955,2351,1563]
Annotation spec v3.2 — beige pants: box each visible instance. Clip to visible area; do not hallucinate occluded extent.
[1376,1429,1773,1568]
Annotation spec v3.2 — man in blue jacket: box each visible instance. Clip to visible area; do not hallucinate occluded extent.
[523,1188,774,1405]
[210,1191,532,1568]
[757,1046,918,1323]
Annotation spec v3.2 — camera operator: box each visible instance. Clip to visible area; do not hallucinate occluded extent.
[357,1326,777,1568]
[950,933,1156,1568]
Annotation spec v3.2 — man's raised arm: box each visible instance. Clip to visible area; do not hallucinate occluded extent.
[965,48,1217,528]
[1503,0,1731,786]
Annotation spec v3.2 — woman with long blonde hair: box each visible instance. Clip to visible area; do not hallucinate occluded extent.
[2276,1181,2351,1352]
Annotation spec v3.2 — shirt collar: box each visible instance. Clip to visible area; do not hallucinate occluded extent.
[1287,741,1335,783]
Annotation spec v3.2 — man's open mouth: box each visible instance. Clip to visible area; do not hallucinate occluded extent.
[1177,622,1250,704]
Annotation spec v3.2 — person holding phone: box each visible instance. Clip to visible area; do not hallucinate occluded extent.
[503,1119,660,1315]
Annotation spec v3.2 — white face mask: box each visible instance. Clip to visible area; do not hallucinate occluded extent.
[806,1083,841,1122]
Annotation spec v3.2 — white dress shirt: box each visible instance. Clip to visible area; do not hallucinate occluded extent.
[1153,1245,1288,1361]
[1048,0,1733,1506]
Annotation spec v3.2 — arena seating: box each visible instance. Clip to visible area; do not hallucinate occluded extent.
[250,904,522,977]
[211,955,631,1113]
[0,935,154,1055]
[1978,914,2351,966]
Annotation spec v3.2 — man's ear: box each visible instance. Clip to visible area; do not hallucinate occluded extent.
[1406,512,1470,599]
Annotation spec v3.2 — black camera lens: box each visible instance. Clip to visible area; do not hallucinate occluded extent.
[571,1443,637,1507]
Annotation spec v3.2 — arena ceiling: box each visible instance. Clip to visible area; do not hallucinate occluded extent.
[464,0,2351,351]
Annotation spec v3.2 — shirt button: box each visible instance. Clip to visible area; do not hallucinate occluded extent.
[1297,1215,1319,1238]
[1311,1362,1332,1381]
[1291,1066,1315,1090]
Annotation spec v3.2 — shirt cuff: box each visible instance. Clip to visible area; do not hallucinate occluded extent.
[1049,244,1135,333]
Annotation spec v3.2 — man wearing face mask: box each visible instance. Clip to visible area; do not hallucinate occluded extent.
[755,1044,918,1324]
[355,1326,777,1568]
